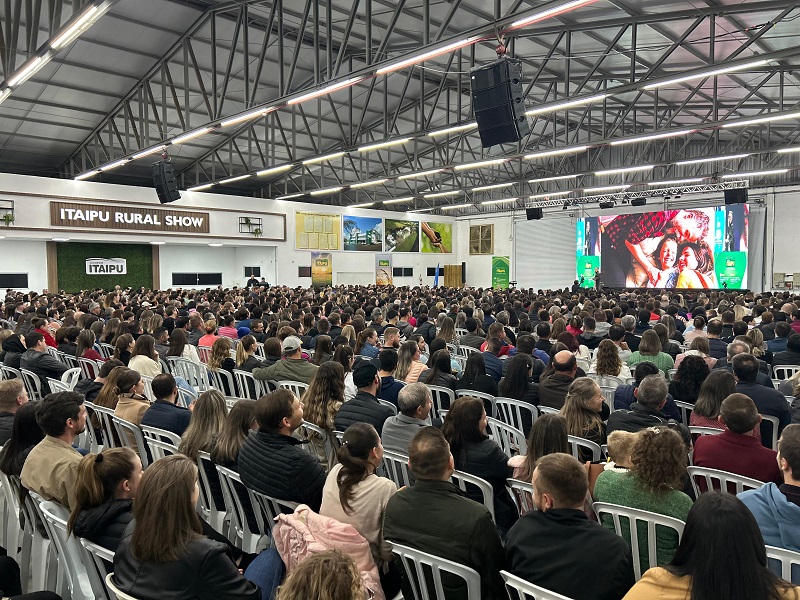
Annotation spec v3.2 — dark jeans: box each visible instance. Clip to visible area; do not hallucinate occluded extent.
[243,547,285,600]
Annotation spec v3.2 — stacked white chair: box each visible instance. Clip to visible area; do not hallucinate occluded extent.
[388,541,481,600]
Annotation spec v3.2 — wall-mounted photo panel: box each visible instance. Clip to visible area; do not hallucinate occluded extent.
[296,211,341,251]
[420,221,453,253]
[384,219,419,252]
[343,216,383,251]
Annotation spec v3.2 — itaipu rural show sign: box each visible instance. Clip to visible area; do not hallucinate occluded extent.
[50,202,210,234]
[86,258,127,275]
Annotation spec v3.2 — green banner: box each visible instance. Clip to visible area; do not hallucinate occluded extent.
[492,256,510,288]
[715,251,747,289]
[577,255,600,288]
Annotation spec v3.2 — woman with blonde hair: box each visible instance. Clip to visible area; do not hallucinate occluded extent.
[560,377,608,456]
[113,369,150,426]
[436,316,457,345]
[95,366,130,411]
[275,550,365,600]
[341,324,356,347]
[589,339,632,379]
[198,319,219,349]
[550,317,567,341]
[394,340,427,384]
[234,334,265,372]
[207,337,235,395]
[747,327,771,360]
[300,362,345,470]
[179,389,227,460]
[210,400,256,468]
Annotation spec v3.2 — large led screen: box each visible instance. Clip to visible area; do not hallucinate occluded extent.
[576,204,749,289]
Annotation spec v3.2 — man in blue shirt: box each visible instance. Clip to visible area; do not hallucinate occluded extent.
[140,373,192,436]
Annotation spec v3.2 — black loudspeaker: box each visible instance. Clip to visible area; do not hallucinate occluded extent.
[631,198,647,207]
[724,188,748,205]
[526,207,543,220]
[461,262,466,284]
[152,161,181,204]
[470,58,530,148]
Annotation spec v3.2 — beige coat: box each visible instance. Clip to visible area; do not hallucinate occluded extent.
[21,436,81,509]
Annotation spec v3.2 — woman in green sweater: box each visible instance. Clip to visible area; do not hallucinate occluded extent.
[626,330,675,377]
[593,427,692,572]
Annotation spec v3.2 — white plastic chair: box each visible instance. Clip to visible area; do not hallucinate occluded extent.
[594,375,624,389]
[774,365,800,380]
[600,386,616,407]
[0,471,22,564]
[388,541,481,600]
[297,421,338,469]
[142,436,179,461]
[86,401,118,449]
[233,369,268,401]
[216,465,265,553]
[24,492,58,594]
[455,389,496,417]
[688,426,723,438]
[39,500,95,600]
[506,478,536,517]
[197,451,227,532]
[140,375,156,401]
[486,416,526,456]
[141,425,182,446]
[105,573,140,600]
[78,357,100,380]
[495,397,538,434]
[20,368,43,401]
[593,501,685,580]
[62,367,81,389]
[380,449,414,488]
[0,365,22,381]
[78,538,114,600]
[207,368,237,397]
[537,405,560,416]
[378,398,398,415]
[98,344,114,360]
[502,570,575,600]
[426,385,455,419]
[674,400,694,425]
[248,488,299,538]
[167,357,209,392]
[567,435,601,462]
[667,368,678,381]
[686,466,764,496]
[761,414,781,450]
[766,545,800,584]
[451,469,495,522]
[177,386,198,409]
[576,358,591,373]
[111,415,150,467]
[47,378,71,393]
[277,380,308,398]
[197,346,212,364]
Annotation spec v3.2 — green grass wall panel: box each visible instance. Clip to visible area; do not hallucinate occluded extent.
[56,242,152,292]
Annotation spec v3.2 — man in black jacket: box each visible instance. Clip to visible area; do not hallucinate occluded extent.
[0,379,28,445]
[773,334,800,367]
[383,427,507,600]
[733,353,791,447]
[239,388,326,511]
[335,361,394,434]
[20,331,68,393]
[536,351,577,410]
[140,374,192,436]
[458,318,485,350]
[506,453,634,600]
[706,319,728,359]
[621,315,641,352]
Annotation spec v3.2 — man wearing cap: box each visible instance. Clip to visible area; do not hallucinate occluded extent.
[253,335,319,385]
[334,360,394,434]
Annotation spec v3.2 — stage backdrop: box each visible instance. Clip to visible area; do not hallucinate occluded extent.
[56,242,152,292]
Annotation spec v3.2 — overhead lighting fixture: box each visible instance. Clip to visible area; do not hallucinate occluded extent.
[51,5,99,49]
[611,129,696,146]
[310,186,344,196]
[276,192,305,200]
[302,151,346,165]
[643,59,769,90]
[51,238,70,242]
[187,183,214,192]
[528,174,577,184]
[454,158,507,171]
[208,243,223,247]
[530,191,571,199]
[358,138,411,152]
[132,146,166,160]
[510,0,597,28]
[351,179,388,189]
[722,111,800,129]
[524,146,588,160]
[288,77,363,105]
[410,207,436,213]
[596,165,654,176]
[219,174,251,184]
[428,122,478,137]
[778,146,800,154]
[675,154,750,166]
[721,169,789,178]
[75,170,99,180]
[383,197,415,204]
[472,183,513,192]
[350,202,374,208]
[647,178,705,186]
[599,201,615,209]
[481,197,518,205]
[584,184,630,192]
[525,93,608,116]
[0,89,12,105]
[256,164,294,177]
[439,203,474,211]
[376,37,479,75]
[221,106,276,127]
[150,241,166,245]
[398,169,442,180]
[99,158,129,172]
[171,127,213,145]
[8,56,45,87]
[423,190,461,198]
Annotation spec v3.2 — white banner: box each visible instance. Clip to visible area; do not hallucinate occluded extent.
[86,258,127,275]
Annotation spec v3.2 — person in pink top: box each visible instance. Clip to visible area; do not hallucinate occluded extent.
[217,315,238,339]
[197,319,219,348]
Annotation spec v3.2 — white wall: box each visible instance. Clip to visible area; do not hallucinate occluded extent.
[0,240,48,291]
[765,188,800,288]
[454,214,513,288]
[158,245,277,289]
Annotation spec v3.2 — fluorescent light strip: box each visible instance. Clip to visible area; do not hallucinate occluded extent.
[51,5,99,49]
[398,169,442,180]
[510,0,597,28]
[423,190,461,199]
[150,241,165,245]
[595,165,653,176]
[675,154,750,166]
[221,107,276,127]
[530,191,571,199]
[410,207,436,213]
[288,77,363,105]
[171,127,213,145]
[0,89,11,104]
[8,56,44,87]
[350,202,374,208]
[310,186,344,196]
[721,169,789,178]
[481,197,519,205]
[208,243,223,247]
[188,183,214,192]
[439,203,474,211]
[219,174,251,184]
[358,138,411,152]
[302,151,346,165]
[276,193,304,200]
[99,159,129,172]
[75,170,99,181]
[51,238,70,242]
[528,174,577,184]
[376,37,479,75]
[383,197,415,204]
[778,147,800,154]
[428,122,478,137]
[351,179,388,189]
[647,178,705,186]
[584,185,630,192]
[454,158,507,171]
[524,146,588,160]
[611,129,695,146]
[644,59,769,90]
[132,146,165,160]
[472,183,513,192]
[257,164,294,177]
[722,111,800,129]
[526,93,608,116]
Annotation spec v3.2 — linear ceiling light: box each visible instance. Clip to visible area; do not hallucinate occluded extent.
[383,197,415,204]
[595,165,654,176]
[302,151,346,165]
[428,122,478,137]
[310,186,344,196]
[525,93,608,116]
[288,77,363,105]
[510,0,597,29]
[481,197,519,205]
[171,127,213,145]
[131,145,166,160]
[722,111,800,129]
[528,174,577,184]
[524,146,588,160]
[410,207,436,213]
[611,129,696,146]
[472,183,513,192]
[351,179,388,189]
[99,158,129,171]
[647,178,705,186]
[51,5,100,49]
[350,202,374,208]
[721,169,789,178]
[440,203,474,211]
[584,184,630,192]
[530,191,571,199]
[398,169,443,180]
[358,138,411,152]
[256,164,294,177]
[454,158,507,171]
[8,56,45,87]
[75,170,99,180]
[219,174,251,184]
[276,192,305,200]
[778,147,800,154]
[675,153,750,166]
[221,106,277,127]
[643,59,770,90]
[0,89,11,105]
[187,183,214,191]
[376,37,479,75]
[424,190,461,199]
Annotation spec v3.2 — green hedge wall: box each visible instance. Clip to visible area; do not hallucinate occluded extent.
[56,242,152,292]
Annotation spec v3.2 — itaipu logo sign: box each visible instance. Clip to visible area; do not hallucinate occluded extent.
[50,201,210,234]
[86,258,127,275]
